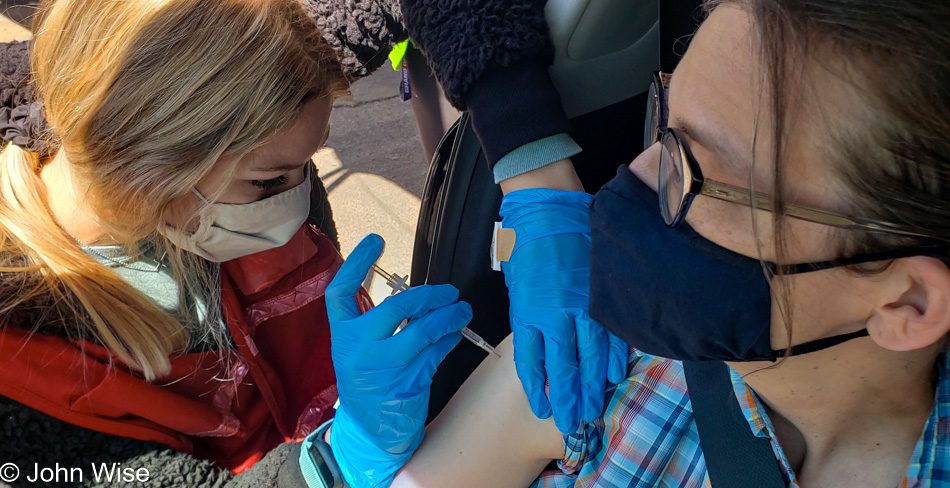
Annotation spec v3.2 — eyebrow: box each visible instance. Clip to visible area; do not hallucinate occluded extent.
[670,115,749,170]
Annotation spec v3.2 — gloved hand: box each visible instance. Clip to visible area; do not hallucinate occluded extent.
[500,189,628,435]
[325,234,472,488]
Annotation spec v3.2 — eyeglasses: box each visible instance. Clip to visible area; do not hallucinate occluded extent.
[644,71,928,238]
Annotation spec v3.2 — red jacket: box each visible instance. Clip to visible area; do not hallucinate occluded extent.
[0,226,365,473]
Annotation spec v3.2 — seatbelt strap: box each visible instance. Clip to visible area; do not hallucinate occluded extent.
[683,361,787,488]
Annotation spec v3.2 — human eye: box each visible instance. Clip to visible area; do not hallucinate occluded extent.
[250,175,288,190]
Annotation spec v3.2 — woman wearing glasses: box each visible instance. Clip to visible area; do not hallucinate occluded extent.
[317,0,949,487]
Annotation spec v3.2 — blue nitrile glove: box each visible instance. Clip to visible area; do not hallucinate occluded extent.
[325,234,472,488]
[500,189,629,434]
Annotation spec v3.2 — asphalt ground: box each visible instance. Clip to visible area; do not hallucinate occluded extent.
[0,11,432,303]
[316,68,433,302]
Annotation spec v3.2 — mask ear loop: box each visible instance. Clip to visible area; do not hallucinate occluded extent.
[770,329,871,358]
[763,246,946,360]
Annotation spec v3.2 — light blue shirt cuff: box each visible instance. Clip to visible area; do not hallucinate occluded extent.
[492,133,583,184]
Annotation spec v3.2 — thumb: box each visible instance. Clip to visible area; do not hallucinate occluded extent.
[326,234,384,321]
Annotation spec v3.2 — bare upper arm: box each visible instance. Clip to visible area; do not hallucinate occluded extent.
[391,334,564,488]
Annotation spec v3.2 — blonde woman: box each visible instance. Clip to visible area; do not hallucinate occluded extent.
[0,0,580,484]
[0,0,376,485]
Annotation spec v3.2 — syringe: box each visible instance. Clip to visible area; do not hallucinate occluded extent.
[371,264,500,357]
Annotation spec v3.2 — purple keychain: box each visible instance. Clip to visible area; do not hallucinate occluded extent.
[399,63,411,101]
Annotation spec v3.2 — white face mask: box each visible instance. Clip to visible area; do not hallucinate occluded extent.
[161,167,312,262]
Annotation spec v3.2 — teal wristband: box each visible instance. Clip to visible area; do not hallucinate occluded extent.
[492,133,582,183]
[299,420,347,488]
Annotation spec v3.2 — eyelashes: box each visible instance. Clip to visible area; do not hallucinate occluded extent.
[251,175,288,190]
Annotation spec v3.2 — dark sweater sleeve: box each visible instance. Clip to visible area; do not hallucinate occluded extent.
[399,0,574,167]
[304,0,408,79]
[0,396,309,488]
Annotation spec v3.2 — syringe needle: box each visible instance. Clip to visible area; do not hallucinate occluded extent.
[371,264,500,357]
[461,327,501,357]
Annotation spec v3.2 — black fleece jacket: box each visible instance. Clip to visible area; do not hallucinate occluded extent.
[399,0,574,165]
[0,0,566,486]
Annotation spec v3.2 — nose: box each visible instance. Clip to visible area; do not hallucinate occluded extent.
[627,142,662,193]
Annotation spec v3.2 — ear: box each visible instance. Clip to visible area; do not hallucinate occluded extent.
[868,256,950,352]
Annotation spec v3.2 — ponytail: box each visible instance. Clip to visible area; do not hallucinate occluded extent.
[0,143,187,380]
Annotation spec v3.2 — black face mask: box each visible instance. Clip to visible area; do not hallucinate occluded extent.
[589,166,932,362]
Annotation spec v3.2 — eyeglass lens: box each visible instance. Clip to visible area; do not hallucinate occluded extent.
[659,135,686,225]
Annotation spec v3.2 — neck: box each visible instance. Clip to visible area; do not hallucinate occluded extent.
[728,339,940,486]
[39,152,110,245]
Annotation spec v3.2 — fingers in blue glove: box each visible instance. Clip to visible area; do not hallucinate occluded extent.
[575,312,608,424]
[392,300,472,355]
[512,326,552,421]
[398,303,471,380]
[542,331,582,435]
[607,332,629,385]
[326,234,385,322]
[352,284,461,342]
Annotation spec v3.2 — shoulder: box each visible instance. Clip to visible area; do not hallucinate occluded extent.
[577,354,705,485]
[605,352,692,431]
[395,334,563,488]
[535,353,713,487]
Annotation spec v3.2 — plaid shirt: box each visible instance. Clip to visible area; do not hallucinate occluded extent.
[531,351,950,488]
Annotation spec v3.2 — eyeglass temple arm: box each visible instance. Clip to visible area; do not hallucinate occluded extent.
[699,180,927,237]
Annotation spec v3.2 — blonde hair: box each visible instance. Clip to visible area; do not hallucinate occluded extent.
[0,0,348,380]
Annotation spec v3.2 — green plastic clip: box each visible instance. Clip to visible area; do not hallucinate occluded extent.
[389,40,410,71]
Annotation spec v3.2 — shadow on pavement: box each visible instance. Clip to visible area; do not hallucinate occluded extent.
[324,68,430,199]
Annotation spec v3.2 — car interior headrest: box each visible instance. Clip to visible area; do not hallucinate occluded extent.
[546,0,659,118]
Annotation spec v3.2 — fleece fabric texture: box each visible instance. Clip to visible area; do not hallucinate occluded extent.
[399,0,575,166]
[398,0,554,110]
[303,0,408,78]
[0,395,299,487]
